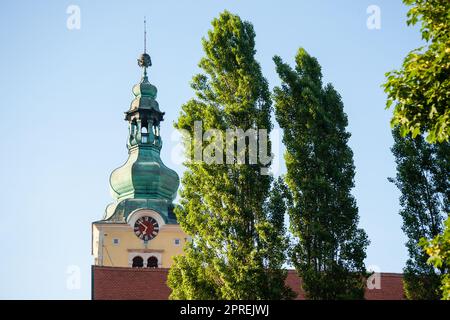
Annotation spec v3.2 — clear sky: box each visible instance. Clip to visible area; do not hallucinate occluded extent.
[0,0,424,299]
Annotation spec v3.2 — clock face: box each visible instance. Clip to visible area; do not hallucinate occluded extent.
[133,216,159,241]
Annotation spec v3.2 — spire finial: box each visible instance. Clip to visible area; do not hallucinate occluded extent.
[137,16,152,79]
[144,16,147,54]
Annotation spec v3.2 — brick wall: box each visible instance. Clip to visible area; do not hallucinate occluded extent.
[92,266,405,300]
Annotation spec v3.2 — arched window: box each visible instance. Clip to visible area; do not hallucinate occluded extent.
[147,256,158,268]
[132,256,144,268]
[141,126,149,143]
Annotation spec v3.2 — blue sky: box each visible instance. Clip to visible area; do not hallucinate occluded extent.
[0,1,423,299]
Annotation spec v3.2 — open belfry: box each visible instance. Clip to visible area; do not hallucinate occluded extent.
[91,35,187,270]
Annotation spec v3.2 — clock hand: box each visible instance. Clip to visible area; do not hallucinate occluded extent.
[138,221,147,228]
[138,221,148,233]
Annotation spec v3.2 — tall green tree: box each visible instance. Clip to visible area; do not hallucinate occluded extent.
[273,48,369,300]
[168,11,292,300]
[384,0,450,300]
[389,128,449,299]
[383,0,450,143]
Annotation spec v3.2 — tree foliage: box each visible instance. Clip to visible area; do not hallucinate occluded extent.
[167,11,293,300]
[273,48,369,299]
[383,0,450,143]
[389,128,449,299]
[420,217,450,300]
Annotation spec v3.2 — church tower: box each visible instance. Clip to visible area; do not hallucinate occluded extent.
[92,43,187,269]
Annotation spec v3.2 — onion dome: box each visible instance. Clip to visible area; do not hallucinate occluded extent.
[129,53,160,112]
[105,50,179,223]
[109,146,179,202]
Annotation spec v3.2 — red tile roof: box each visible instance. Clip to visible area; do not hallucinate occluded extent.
[92,266,171,300]
[92,266,405,300]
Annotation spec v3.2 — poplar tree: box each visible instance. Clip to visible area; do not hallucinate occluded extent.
[168,11,292,300]
[389,128,449,299]
[273,48,369,299]
[383,0,450,300]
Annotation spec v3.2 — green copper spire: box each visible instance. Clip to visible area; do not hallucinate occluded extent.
[103,35,180,224]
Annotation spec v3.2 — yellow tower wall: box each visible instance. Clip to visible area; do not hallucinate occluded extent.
[92,210,187,268]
